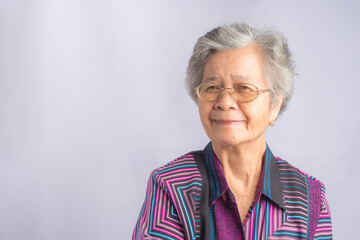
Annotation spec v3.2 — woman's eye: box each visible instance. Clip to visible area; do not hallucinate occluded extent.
[235,84,252,92]
[205,85,221,91]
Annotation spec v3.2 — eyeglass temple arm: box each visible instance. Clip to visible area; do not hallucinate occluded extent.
[258,89,270,94]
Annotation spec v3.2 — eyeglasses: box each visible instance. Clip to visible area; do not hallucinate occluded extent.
[195,82,269,103]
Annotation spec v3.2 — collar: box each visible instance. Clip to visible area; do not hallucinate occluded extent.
[203,142,285,210]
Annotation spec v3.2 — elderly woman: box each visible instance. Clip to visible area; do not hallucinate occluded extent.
[133,23,332,240]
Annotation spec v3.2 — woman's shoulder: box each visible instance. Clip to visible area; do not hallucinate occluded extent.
[274,156,326,190]
[156,152,198,171]
[148,151,201,186]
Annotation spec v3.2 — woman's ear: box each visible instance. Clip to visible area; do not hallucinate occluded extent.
[270,96,283,121]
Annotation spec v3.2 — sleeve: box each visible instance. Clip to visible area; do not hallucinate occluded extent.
[132,170,185,240]
[313,184,333,240]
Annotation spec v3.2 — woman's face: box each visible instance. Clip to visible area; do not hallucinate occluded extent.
[198,44,282,148]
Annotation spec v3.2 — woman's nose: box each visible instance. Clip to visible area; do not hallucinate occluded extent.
[214,89,238,110]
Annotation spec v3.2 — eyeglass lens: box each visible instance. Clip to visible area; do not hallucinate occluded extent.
[198,82,258,102]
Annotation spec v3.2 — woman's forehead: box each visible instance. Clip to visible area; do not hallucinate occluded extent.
[202,46,266,84]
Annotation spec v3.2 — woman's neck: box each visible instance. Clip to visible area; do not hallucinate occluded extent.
[212,137,266,188]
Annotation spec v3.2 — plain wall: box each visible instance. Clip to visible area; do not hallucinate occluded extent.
[1,0,359,239]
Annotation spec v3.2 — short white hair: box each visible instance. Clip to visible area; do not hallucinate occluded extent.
[185,23,295,115]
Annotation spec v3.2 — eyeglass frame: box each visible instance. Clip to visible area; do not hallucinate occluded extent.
[195,82,270,103]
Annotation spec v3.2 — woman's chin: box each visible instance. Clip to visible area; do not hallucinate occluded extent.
[211,135,248,148]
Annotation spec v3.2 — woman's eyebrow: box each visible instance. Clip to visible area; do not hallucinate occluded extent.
[203,76,219,83]
[203,75,250,83]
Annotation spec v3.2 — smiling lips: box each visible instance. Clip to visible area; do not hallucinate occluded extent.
[212,119,244,125]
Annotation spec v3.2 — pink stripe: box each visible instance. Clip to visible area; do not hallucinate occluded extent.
[160,193,182,230]
[269,203,273,234]
[140,179,153,226]
[316,227,332,231]
[159,168,199,177]
[283,190,307,198]
[281,180,307,187]
[152,190,183,240]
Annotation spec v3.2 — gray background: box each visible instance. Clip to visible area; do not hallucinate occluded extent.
[0,0,359,239]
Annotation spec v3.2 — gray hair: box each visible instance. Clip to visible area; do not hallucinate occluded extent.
[185,23,295,116]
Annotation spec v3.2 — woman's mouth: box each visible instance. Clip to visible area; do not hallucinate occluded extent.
[212,119,244,125]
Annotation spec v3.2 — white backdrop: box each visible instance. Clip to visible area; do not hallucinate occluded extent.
[1,0,359,239]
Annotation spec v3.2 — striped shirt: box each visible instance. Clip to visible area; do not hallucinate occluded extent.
[133,142,332,239]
